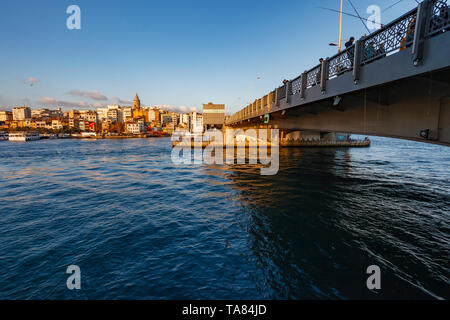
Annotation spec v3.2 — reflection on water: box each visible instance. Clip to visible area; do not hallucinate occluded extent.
[0,137,448,299]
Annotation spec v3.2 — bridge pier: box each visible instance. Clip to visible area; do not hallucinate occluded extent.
[280,130,368,147]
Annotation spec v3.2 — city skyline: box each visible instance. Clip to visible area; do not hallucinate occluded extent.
[0,0,418,113]
[0,94,226,137]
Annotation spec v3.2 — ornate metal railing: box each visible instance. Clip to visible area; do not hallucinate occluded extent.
[328,45,354,79]
[306,65,321,88]
[362,8,417,64]
[427,0,450,37]
[291,76,302,94]
[228,0,449,124]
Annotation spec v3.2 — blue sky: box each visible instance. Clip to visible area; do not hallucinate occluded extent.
[0,0,418,113]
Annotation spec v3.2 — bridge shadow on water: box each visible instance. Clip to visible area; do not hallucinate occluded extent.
[216,146,449,299]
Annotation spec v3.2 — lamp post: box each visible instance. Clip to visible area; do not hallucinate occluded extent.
[338,0,343,53]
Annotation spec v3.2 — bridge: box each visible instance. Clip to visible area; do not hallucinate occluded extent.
[226,0,450,146]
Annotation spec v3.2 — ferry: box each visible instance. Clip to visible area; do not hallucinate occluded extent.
[8,131,41,142]
[0,131,8,141]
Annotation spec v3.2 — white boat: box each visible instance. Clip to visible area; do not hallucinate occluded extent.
[81,132,97,137]
[0,131,8,141]
[8,131,41,142]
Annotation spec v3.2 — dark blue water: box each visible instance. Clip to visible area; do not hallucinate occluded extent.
[0,137,448,299]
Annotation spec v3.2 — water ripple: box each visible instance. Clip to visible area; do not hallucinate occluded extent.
[0,137,448,299]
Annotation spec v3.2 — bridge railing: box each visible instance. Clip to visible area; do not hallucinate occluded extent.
[427,0,450,37]
[361,7,418,64]
[328,45,355,79]
[306,65,321,89]
[227,0,448,125]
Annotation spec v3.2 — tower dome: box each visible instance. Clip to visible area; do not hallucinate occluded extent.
[133,93,141,108]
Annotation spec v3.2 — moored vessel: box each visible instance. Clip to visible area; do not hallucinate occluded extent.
[0,131,8,141]
[8,131,41,142]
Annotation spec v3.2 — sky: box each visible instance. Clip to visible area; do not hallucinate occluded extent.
[0,0,419,114]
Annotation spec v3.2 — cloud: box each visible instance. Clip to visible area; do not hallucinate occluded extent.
[112,96,133,105]
[92,102,107,108]
[26,77,40,87]
[68,90,108,101]
[40,97,88,109]
[156,105,199,114]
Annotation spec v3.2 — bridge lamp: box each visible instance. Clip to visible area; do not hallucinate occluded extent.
[420,129,430,139]
[333,96,342,107]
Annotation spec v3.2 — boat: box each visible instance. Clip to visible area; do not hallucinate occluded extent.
[8,131,41,142]
[40,133,58,139]
[0,131,8,141]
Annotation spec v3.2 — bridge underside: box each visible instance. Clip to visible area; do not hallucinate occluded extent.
[231,68,450,146]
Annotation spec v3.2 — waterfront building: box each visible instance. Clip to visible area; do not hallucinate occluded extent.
[180,113,189,125]
[122,107,133,122]
[69,110,80,120]
[51,119,64,130]
[203,102,225,130]
[69,118,79,129]
[79,121,86,132]
[31,108,49,119]
[15,119,32,128]
[107,109,119,122]
[9,121,18,129]
[78,120,96,132]
[34,120,47,129]
[161,114,172,127]
[101,119,112,133]
[108,105,124,122]
[189,112,203,133]
[79,110,98,123]
[147,108,160,123]
[12,106,31,121]
[0,111,13,122]
[126,121,145,135]
[32,108,63,119]
[97,107,109,121]
[132,106,145,119]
